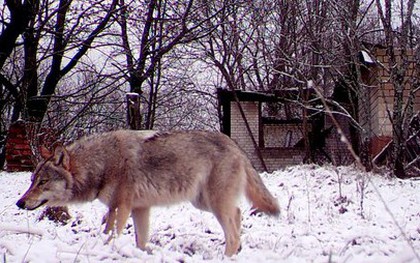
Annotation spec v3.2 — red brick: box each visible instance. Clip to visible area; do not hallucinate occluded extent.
[12,144,31,150]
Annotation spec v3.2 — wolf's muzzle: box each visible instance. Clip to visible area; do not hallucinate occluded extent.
[16,199,47,210]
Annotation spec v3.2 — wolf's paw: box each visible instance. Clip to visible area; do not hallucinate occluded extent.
[104,230,117,245]
[102,209,117,234]
[103,220,115,235]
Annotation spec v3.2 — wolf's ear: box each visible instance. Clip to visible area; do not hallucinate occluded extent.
[53,144,70,170]
[40,146,53,159]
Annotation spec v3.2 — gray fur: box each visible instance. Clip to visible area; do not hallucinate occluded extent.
[17,130,279,256]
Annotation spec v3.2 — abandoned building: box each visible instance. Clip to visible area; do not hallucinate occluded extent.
[217,47,420,173]
[217,88,351,172]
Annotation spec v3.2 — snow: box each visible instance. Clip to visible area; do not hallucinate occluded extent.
[361,50,375,64]
[1,165,419,262]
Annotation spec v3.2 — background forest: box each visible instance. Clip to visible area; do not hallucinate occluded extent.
[0,0,419,176]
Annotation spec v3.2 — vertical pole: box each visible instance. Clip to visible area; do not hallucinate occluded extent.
[126,93,142,130]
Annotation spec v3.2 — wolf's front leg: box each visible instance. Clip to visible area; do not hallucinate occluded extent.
[103,208,117,235]
[115,203,131,235]
[131,207,150,250]
[102,208,117,244]
[102,204,132,244]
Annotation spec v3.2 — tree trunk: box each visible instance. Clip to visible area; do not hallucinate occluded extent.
[0,0,39,69]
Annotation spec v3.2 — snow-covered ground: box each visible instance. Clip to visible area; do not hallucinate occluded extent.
[0,165,419,262]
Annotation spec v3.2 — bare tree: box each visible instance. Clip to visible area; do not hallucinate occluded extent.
[0,0,39,124]
[0,0,40,167]
[198,0,418,169]
[0,0,123,170]
[199,1,345,163]
[375,0,419,177]
[1,0,118,124]
[116,0,220,129]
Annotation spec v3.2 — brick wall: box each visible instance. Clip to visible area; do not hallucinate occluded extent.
[325,114,354,165]
[230,101,263,170]
[263,124,303,148]
[261,148,304,168]
[370,48,420,136]
[230,101,306,172]
[5,121,35,172]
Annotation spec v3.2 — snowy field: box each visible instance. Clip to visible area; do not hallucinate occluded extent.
[0,165,419,263]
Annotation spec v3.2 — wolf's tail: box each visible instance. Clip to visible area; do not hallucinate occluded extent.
[245,165,280,216]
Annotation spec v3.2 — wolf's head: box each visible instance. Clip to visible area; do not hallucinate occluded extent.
[16,145,74,210]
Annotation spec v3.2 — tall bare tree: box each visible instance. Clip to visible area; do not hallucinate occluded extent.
[0,0,122,169]
[1,0,118,124]
[116,0,220,129]
[0,0,40,167]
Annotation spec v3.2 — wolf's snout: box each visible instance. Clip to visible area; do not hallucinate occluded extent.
[16,199,26,209]
[16,198,48,210]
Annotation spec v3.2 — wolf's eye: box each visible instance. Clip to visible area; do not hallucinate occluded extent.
[38,179,48,186]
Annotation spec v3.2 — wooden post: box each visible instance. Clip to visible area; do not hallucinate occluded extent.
[126,92,142,130]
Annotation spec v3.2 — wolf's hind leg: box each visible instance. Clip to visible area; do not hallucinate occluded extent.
[212,205,241,256]
[131,207,150,250]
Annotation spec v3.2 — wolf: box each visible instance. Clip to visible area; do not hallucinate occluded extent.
[16,130,279,256]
